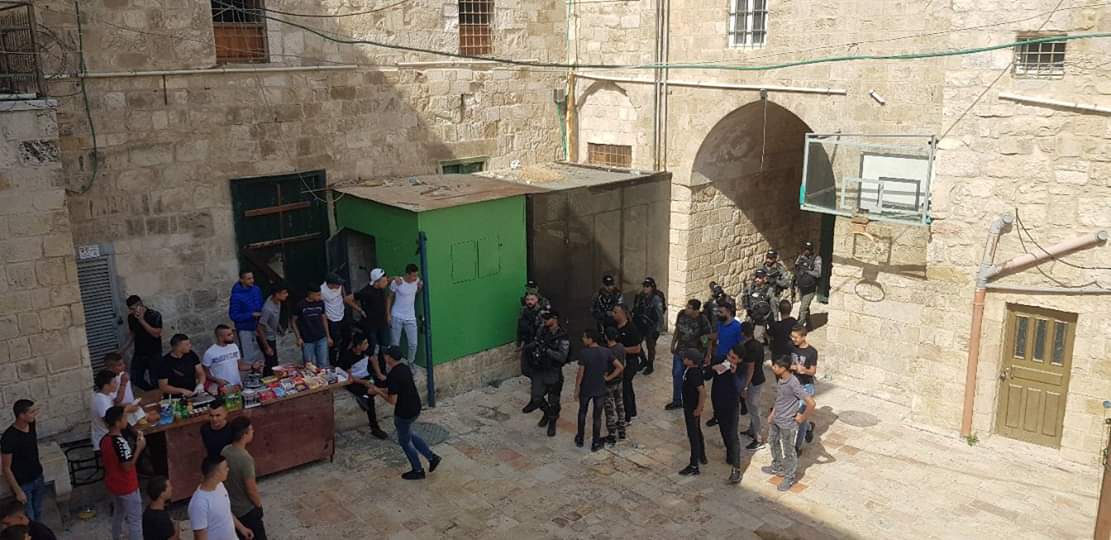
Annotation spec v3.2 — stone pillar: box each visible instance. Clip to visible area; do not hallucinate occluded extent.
[0,101,91,436]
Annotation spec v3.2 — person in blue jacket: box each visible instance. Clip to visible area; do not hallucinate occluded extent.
[228,270,264,371]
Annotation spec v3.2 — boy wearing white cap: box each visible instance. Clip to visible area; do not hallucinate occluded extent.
[356,268,393,364]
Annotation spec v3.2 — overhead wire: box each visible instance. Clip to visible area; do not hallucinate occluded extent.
[1015,209,1111,272]
[69,0,99,195]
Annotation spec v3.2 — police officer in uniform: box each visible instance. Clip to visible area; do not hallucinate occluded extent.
[742,269,775,345]
[702,282,731,331]
[793,241,822,329]
[517,292,548,408]
[591,274,624,334]
[521,310,571,437]
[520,280,549,308]
[761,250,791,318]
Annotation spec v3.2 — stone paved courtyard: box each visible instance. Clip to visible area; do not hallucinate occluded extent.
[60,336,1100,539]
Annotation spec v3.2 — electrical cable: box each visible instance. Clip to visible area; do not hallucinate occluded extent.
[213,0,1111,72]
[69,0,99,195]
[1015,209,1111,272]
[215,0,416,18]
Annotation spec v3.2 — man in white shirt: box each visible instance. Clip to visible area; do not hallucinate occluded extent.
[203,325,245,395]
[89,370,124,447]
[188,455,254,540]
[103,353,145,426]
[389,264,423,365]
[321,274,365,371]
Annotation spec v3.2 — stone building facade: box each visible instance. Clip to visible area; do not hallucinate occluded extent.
[567,0,1111,465]
[2,0,1109,467]
[0,102,90,435]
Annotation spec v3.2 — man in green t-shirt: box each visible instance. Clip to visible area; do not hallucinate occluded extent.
[221,416,266,540]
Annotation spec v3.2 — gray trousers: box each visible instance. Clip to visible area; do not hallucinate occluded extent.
[745,381,765,439]
[770,423,800,480]
[112,489,143,540]
[798,290,817,327]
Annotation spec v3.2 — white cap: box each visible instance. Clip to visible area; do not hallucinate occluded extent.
[370,268,386,282]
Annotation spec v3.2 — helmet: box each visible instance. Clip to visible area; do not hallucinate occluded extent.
[765,249,778,259]
[754,268,768,278]
[642,277,656,288]
[602,274,615,286]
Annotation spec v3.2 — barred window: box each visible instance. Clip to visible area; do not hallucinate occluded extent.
[212,0,269,64]
[728,0,768,48]
[459,0,493,55]
[587,144,632,168]
[1013,33,1066,79]
[0,2,43,97]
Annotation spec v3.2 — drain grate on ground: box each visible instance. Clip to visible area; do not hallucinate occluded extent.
[837,410,880,428]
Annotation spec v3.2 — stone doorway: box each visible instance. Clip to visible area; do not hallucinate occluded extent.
[687,99,824,298]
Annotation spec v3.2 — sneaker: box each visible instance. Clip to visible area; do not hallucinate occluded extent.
[679,465,700,476]
[705,417,718,427]
[574,435,584,448]
[538,415,549,428]
[401,470,426,480]
[805,422,815,443]
[618,431,627,441]
[428,455,442,473]
[606,434,616,445]
[664,402,683,411]
[547,420,558,437]
[745,439,765,451]
[522,402,539,414]
[642,366,654,375]
[591,440,604,452]
[760,465,784,476]
[728,467,742,484]
[777,477,797,492]
[370,428,389,440]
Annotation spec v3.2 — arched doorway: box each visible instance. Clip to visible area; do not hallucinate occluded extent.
[688,99,827,298]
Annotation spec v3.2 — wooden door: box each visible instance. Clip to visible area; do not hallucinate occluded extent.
[995,305,1076,448]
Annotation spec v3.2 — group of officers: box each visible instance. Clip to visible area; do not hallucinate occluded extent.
[512,241,824,439]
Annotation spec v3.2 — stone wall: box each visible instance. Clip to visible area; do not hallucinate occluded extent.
[430,343,519,399]
[26,0,567,354]
[0,103,91,436]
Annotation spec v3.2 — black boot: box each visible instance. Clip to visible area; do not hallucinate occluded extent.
[522,401,539,414]
[547,417,558,437]
[538,415,549,428]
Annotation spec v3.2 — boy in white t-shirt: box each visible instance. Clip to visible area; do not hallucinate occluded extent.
[203,325,246,394]
[103,353,145,425]
[389,264,423,365]
[188,456,252,540]
[89,370,119,447]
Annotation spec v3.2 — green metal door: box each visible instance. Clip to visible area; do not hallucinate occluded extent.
[230,171,329,301]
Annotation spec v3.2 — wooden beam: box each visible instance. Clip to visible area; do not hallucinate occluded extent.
[243,201,312,217]
[244,232,321,250]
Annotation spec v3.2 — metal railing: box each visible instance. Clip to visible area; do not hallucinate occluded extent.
[0,2,43,98]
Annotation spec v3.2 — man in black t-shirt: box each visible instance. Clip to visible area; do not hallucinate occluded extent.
[125,295,163,391]
[355,268,392,364]
[1,401,44,523]
[790,325,819,452]
[0,499,56,540]
[141,476,176,540]
[369,347,442,480]
[767,300,798,361]
[199,400,235,460]
[158,334,206,398]
[575,330,622,452]
[737,326,768,450]
[712,345,743,484]
[679,349,708,476]
[611,305,642,422]
[339,333,389,440]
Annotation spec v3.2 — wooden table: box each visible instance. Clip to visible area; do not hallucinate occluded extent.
[139,382,348,502]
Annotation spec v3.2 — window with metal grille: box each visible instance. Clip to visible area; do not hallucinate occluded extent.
[440,158,487,174]
[76,249,123,373]
[587,143,632,168]
[0,2,44,97]
[1013,33,1066,79]
[211,0,269,64]
[459,0,493,56]
[728,0,767,48]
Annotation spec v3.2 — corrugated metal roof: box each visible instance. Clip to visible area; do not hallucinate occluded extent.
[332,163,668,212]
[479,162,667,191]
[333,174,543,212]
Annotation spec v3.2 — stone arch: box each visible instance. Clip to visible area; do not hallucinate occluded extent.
[687,99,823,295]
[576,81,640,166]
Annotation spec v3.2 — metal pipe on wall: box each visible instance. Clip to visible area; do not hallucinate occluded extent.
[418,232,436,407]
[574,73,848,95]
[986,231,1108,280]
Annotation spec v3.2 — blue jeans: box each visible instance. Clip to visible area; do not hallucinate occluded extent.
[390,317,419,364]
[302,338,329,368]
[394,416,436,472]
[20,475,46,522]
[671,354,685,405]
[796,382,816,448]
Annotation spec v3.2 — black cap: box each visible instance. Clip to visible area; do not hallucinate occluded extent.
[766,250,778,259]
[754,268,768,277]
[602,274,615,286]
[802,241,814,250]
[680,348,703,363]
[642,277,656,288]
[542,309,560,320]
[526,280,538,289]
[383,346,403,361]
[325,273,345,285]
